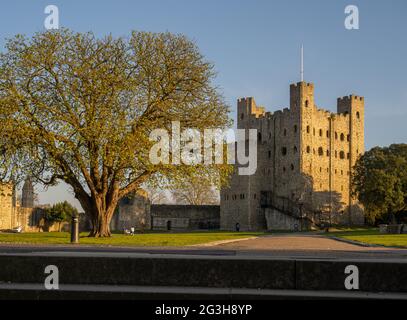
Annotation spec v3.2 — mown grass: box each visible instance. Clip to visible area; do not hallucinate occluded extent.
[326,227,407,248]
[0,231,264,247]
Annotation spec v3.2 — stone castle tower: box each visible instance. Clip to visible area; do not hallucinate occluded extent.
[21,177,34,208]
[220,81,365,231]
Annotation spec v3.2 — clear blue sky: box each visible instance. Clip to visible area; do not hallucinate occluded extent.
[1,0,406,208]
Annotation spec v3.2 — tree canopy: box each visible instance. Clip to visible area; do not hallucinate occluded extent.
[0,29,231,236]
[352,144,407,223]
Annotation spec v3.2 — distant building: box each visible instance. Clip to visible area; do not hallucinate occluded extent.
[21,177,34,208]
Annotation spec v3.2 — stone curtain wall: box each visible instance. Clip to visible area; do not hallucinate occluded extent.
[0,183,14,230]
[151,205,220,230]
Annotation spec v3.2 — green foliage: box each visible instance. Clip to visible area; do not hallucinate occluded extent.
[352,144,407,223]
[44,201,78,223]
[0,29,231,236]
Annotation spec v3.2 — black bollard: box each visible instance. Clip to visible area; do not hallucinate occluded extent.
[71,214,79,244]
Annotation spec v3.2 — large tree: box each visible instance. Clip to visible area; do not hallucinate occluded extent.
[170,174,220,205]
[352,144,407,223]
[44,201,79,231]
[0,29,231,236]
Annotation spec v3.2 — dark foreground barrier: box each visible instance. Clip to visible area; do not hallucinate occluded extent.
[0,254,406,299]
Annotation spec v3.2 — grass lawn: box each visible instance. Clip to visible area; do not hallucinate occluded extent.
[326,227,407,248]
[0,231,264,247]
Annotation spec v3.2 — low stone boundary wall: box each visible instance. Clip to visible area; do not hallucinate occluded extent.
[0,254,406,294]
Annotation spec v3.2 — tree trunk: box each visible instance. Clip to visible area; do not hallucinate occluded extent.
[89,215,112,237]
[73,184,120,238]
[87,197,118,238]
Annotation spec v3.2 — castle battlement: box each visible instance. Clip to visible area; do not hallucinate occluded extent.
[338,95,364,103]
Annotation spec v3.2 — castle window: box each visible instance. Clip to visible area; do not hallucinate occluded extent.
[268,150,272,159]
[254,193,257,199]
[305,100,309,107]
[326,130,330,138]
[313,128,315,136]
[294,125,298,133]
[326,150,330,157]
[356,111,360,119]
[318,147,324,156]
[320,167,322,172]
[281,147,287,156]
[340,133,345,141]
[319,129,322,137]
[339,151,345,159]
[258,132,262,142]
[283,129,287,136]
[335,132,338,140]
[347,134,350,142]
[291,164,294,171]
[241,113,244,120]
[341,170,344,175]
[293,146,298,153]
[283,167,286,172]
[306,146,311,153]
[306,126,310,133]
[335,169,337,174]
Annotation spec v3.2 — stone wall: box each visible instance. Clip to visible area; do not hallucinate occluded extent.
[0,183,14,230]
[265,208,300,231]
[111,191,151,232]
[151,205,220,230]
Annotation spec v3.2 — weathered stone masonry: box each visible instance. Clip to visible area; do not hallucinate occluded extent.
[221,81,365,231]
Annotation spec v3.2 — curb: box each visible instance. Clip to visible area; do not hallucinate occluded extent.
[329,236,389,248]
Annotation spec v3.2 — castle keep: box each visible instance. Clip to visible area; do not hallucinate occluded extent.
[220,81,365,231]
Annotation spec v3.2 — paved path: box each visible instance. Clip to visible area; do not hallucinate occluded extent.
[212,234,407,260]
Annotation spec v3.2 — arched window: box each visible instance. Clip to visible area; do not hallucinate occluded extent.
[339,151,345,159]
[305,100,309,107]
[294,125,297,133]
[319,129,322,137]
[326,150,330,157]
[258,132,262,142]
[306,146,311,153]
[356,111,360,119]
[335,132,338,140]
[240,113,244,120]
[281,147,287,156]
[326,130,330,138]
[340,133,345,141]
[283,129,287,136]
[347,134,350,142]
[291,164,294,171]
[318,147,324,156]
[268,150,272,159]
[306,125,310,133]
